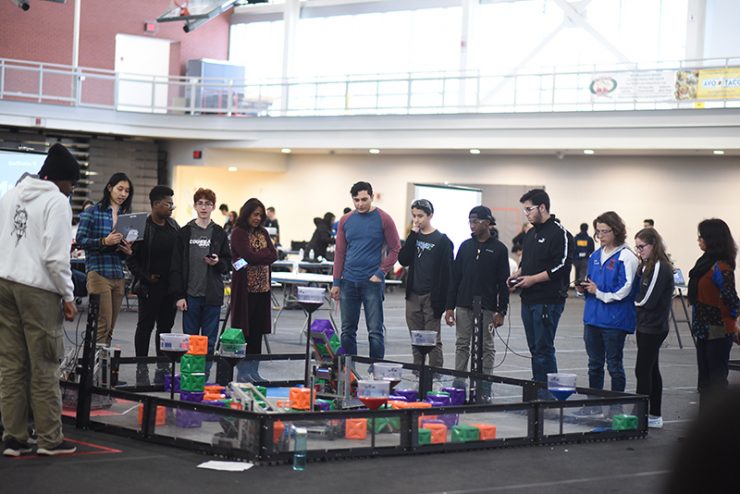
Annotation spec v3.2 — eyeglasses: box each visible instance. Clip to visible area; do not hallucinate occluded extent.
[195,201,214,208]
[595,228,613,236]
[522,205,539,214]
[635,243,649,251]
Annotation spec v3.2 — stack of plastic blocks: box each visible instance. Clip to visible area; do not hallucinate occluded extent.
[180,336,207,393]
[310,319,344,360]
[426,392,458,428]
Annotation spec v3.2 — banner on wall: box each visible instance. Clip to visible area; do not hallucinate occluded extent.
[589,71,675,101]
[675,68,740,100]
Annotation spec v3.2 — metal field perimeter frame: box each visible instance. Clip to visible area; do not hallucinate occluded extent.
[63,356,649,464]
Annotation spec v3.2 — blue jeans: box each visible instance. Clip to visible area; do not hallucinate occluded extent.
[521,303,564,383]
[584,324,627,392]
[182,296,221,357]
[340,279,385,359]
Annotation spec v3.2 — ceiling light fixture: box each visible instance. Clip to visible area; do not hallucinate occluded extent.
[369,149,380,154]
[281,148,292,154]
[583,149,595,155]
[713,150,725,155]
[228,166,237,172]
[469,149,481,155]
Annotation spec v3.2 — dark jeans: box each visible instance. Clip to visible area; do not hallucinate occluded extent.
[134,282,177,357]
[340,279,385,359]
[584,325,627,392]
[521,303,564,383]
[696,335,733,408]
[635,331,668,416]
[182,295,221,357]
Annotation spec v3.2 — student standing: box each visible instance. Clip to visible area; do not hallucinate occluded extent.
[398,199,453,369]
[633,228,674,428]
[230,198,278,382]
[331,181,400,359]
[0,143,79,456]
[509,189,573,387]
[127,186,179,386]
[170,188,231,368]
[445,206,509,400]
[76,172,134,345]
[687,218,740,409]
[573,222,595,285]
[577,211,638,415]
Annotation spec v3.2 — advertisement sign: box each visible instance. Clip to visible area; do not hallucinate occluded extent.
[590,70,675,101]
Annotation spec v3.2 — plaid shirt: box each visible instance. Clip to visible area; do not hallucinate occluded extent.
[76,202,126,279]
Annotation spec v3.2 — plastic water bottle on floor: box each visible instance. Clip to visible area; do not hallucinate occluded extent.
[293,427,307,471]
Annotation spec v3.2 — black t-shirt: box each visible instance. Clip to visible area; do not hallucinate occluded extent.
[412,230,443,295]
[149,222,178,278]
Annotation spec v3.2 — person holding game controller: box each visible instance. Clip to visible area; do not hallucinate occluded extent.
[170,188,231,369]
[509,189,573,389]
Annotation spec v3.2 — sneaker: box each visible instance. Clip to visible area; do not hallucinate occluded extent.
[3,438,33,457]
[37,440,77,456]
[27,427,38,445]
[571,406,604,419]
[648,415,663,429]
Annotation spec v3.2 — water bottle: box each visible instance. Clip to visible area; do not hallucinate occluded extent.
[298,248,305,260]
[309,249,315,261]
[293,427,307,471]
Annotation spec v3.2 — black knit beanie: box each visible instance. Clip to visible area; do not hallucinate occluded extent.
[38,143,81,182]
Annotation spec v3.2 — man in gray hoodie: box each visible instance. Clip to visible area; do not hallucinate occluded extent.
[0,143,79,457]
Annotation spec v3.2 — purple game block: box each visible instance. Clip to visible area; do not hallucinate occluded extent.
[425,394,451,407]
[389,394,408,402]
[441,387,466,406]
[179,391,204,402]
[310,319,335,338]
[395,389,418,402]
[314,400,331,411]
[439,414,459,428]
[175,409,202,428]
[164,374,180,393]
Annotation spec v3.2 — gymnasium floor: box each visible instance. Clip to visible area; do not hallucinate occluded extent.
[3,288,737,494]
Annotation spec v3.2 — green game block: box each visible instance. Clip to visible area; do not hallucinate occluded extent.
[418,428,432,445]
[611,414,638,431]
[179,354,206,374]
[368,416,401,433]
[451,424,480,442]
[220,328,246,345]
[180,372,206,392]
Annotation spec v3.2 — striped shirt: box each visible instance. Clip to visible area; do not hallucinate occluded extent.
[76,202,127,279]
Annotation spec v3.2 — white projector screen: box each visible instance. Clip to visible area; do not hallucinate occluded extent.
[413,184,482,255]
[0,150,46,198]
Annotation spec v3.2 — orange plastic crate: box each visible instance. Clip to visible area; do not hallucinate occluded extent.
[137,404,166,426]
[345,418,368,440]
[289,387,313,410]
[472,423,497,440]
[187,335,209,356]
[422,422,447,444]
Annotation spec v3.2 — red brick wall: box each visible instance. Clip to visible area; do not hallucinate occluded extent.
[0,0,231,75]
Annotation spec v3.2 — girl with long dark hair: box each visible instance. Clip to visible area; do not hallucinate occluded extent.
[76,172,134,345]
[633,228,674,428]
[688,218,740,408]
[230,198,278,382]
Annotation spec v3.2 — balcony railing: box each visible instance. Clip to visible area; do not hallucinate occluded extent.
[1,57,740,117]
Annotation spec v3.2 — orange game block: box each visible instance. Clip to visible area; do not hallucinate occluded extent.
[345,418,368,440]
[204,385,225,394]
[137,404,166,426]
[203,393,226,401]
[472,423,497,440]
[390,401,432,409]
[273,420,285,444]
[187,335,208,356]
[289,387,313,410]
[422,422,447,444]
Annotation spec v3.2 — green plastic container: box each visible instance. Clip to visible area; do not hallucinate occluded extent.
[180,372,206,392]
[451,424,480,442]
[611,414,638,431]
[220,328,246,345]
[417,428,432,445]
[179,354,206,374]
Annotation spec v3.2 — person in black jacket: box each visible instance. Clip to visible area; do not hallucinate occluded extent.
[127,186,180,385]
[509,189,573,387]
[170,188,231,369]
[398,199,453,369]
[306,212,335,260]
[573,222,595,288]
[445,206,509,400]
[633,227,674,428]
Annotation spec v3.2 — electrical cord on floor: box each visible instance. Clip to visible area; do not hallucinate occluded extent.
[490,305,531,369]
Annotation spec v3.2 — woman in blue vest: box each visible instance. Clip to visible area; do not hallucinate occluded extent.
[576,211,638,416]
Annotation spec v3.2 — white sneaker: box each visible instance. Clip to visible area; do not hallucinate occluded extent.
[648,415,663,429]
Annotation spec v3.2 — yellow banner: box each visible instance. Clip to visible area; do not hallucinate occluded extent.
[676,68,740,100]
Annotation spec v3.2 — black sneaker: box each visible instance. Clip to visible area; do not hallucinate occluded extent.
[37,440,77,456]
[3,438,33,457]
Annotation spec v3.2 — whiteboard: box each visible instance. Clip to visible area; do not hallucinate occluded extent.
[413,184,482,255]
